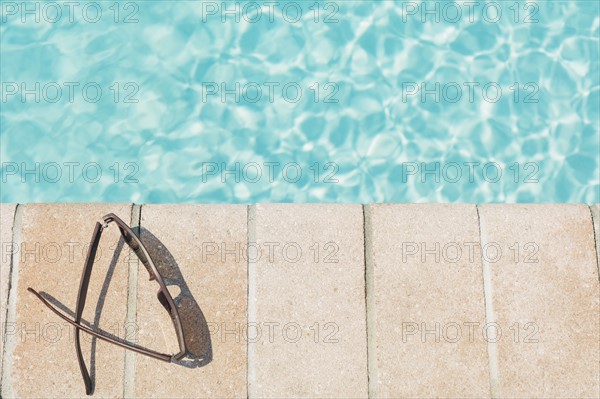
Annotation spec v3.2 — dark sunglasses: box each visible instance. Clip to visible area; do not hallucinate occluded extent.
[28,213,187,395]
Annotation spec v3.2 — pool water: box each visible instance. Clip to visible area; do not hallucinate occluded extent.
[1,1,599,203]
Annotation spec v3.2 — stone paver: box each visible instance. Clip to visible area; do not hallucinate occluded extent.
[591,204,600,274]
[1,203,598,398]
[248,204,368,399]
[3,203,132,398]
[478,204,599,398]
[0,203,17,386]
[133,205,247,398]
[365,204,490,398]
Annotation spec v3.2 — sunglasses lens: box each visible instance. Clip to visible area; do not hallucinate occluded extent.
[113,219,211,360]
[119,227,156,278]
[157,290,172,312]
[119,227,177,323]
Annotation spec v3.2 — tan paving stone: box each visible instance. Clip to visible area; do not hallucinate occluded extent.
[591,204,600,275]
[0,203,17,387]
[133,204,247,398]
[248,204,368,399]
[478,204,599,398]
[2,202,597,398]
[4,203,132,398]
[365,203,490,399]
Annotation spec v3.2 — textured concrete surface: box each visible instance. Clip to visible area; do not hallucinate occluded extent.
[478,204,599,398]
[134,205,247,398]
[365,204,490,398]
[0,203,17,385]
[249,204,368,398]
[0,203,599,399]
[591,204,600,274]
[3,203,132,398]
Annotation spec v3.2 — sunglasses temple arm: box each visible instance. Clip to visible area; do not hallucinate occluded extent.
[74,222,103,395]
[27,288,174,363]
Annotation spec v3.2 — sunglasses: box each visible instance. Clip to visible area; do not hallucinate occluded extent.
[28,213,187,395]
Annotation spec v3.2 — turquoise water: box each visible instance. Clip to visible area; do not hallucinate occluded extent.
[1,1,599,203]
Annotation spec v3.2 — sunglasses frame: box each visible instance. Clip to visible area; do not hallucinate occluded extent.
[28,213,187,395]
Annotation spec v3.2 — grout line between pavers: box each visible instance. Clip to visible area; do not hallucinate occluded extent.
[0,204,18,393]
[246,204,256,399]
[588,205,600,280]
[476,205,500,399]
[123,203,141,399]
[363,205,377,399]
[0,204,22,399]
